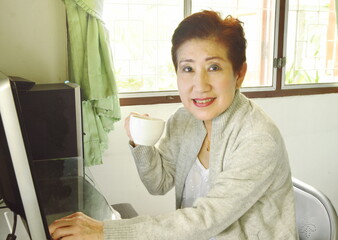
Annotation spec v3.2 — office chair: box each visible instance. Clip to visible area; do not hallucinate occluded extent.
[111,203,138,219]
[293,177,338,240]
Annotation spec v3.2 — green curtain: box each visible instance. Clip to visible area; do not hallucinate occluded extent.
[64,0,121,166]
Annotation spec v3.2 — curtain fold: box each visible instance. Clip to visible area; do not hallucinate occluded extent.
[64,0,121,166]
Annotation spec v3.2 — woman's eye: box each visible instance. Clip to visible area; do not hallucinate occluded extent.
[182,66,193,72]
[209,64,221,71]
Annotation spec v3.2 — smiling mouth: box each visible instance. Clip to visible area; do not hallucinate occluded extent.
[193,98,215,107]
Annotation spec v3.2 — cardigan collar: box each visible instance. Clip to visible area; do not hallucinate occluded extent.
[176,90,249,203]
[211,90,248,135]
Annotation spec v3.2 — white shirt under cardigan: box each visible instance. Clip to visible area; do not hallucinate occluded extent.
[181,159,217,240]
[104,90,298,240]
[181,158,210,208]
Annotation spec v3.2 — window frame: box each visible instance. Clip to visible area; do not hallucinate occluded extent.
[118,0,338,106]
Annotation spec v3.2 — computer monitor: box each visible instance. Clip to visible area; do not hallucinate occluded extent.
[0,72,117,239]
[0,72,48,239]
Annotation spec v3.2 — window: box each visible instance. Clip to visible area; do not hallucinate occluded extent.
[102,0,183,94]
[102,0,338,105]
[285,0,338,86]
[191,0,276,89]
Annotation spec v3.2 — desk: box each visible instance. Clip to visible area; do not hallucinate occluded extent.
[0,176,119,239]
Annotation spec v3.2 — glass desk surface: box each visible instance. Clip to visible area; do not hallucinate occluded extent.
[37,176,117,225]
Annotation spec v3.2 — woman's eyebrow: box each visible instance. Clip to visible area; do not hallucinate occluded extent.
[178,56,225,65]
[205,56,225,61]
[179,59,194,65]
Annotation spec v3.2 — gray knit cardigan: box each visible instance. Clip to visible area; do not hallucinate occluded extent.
[104,91,298,240]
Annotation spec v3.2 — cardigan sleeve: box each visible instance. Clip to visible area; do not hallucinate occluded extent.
[129,114,178,195]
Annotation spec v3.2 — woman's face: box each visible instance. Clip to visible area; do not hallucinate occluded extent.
[176,38,246,123]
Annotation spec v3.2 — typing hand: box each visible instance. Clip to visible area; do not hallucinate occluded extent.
[49,212,103,240]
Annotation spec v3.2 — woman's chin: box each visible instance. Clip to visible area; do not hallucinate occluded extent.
[190,110,216,122]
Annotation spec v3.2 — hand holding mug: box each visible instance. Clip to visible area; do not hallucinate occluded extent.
[125,113,165,146]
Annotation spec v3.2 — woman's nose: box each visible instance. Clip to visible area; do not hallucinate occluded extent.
[193,70,211,92]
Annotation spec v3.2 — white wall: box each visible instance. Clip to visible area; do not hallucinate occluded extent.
[0,0,67,83]
[1,0,338,216]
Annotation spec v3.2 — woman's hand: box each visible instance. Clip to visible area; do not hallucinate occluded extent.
[124,112,149,146]
[48,212,104,240]
[124,112,137,142]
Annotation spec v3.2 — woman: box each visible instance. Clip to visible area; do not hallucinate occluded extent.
[49,10,297,239]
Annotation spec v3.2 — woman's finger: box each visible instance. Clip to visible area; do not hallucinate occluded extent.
[124,112,143,141]
[51,225,74,240]
[49,213,82,237]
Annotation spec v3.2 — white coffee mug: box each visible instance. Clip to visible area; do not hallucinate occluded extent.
[129,115,165,146]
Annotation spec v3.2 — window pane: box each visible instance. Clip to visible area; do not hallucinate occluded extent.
[191,0,277,88]
[103,1,183,93]
[285,0,338,85]
[103,0,276,93]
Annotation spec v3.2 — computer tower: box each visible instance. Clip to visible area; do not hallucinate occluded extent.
[17,82,84,179]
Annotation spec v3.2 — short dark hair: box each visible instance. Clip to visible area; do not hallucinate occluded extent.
[171,10,247,75]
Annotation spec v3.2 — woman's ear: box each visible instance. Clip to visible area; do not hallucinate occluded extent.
[236,62,247,89]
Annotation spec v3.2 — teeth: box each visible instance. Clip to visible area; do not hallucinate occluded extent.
[195,99,213,104]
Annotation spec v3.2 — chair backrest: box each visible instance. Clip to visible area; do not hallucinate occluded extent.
[293,177,338,240]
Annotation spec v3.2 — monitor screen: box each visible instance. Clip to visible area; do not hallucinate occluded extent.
[0,73,49,239]
[0,98,26,218]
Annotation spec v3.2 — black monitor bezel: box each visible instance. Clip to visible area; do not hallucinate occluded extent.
[0,73,50,239]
